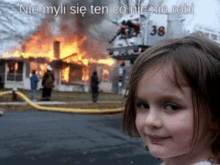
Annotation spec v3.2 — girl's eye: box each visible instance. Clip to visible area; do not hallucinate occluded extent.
[136,102,149,110]
[164,103,180,111]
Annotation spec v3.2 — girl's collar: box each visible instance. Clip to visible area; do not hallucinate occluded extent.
[160,157,215,165]
[161,161,212,165]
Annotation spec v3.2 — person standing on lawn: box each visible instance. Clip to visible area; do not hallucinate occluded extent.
[41,65,54,101]
[30,70,39,101]
[90,71,99,103]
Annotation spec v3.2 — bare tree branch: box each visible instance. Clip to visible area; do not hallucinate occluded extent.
[125,0,130,13]
[0,0,44,52]
[140,0,145,6]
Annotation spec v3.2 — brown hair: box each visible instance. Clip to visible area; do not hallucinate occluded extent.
[122,35,220,159]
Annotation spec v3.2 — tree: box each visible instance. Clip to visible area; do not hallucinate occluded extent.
[0,0,44,53]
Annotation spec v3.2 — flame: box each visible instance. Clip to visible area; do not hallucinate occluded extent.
[3,51,20,58]
[98,59,115,66]
[62,67,70,83]
[102,69,110,82]
[2,24,115,83]
[15,63,18,71]
[39,64,47,78]
[82,67,89,81]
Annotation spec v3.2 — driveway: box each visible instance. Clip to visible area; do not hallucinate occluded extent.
[0,111,161,165]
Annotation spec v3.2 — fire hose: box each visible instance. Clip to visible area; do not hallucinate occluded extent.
[0,90,124,114]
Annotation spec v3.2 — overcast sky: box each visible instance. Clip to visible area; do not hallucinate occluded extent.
[166,0,220,32]
[1,0,220,55]
[6,0,220,32]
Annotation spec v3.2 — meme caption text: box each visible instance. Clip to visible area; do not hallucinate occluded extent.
[20,3,194,17]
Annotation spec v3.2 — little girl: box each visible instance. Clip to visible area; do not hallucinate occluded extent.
[122,35,220,165]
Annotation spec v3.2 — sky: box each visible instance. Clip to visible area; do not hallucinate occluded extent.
[1,0,220,54]
[165,0,219,32]
[6,0,220,32]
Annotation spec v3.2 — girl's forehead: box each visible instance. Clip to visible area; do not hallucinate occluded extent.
[140,63,189,88]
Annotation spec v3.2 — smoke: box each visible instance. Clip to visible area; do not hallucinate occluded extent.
[21,0,114,59]
[61,0,112,59]
[37,0,110,37]
[61,0,109,31]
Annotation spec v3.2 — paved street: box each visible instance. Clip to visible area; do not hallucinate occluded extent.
[0,111,161,165]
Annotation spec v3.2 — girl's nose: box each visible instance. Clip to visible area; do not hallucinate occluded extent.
[144,108,162,129]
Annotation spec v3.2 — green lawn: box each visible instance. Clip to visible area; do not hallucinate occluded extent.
[0,88,125,112]
[0,88,124,102]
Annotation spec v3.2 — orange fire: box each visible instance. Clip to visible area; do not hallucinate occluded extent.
[2,23,115,82]
[82,67,89,81]
[15,63,18,71]
[62,67,70,83]
[102,69,110,82]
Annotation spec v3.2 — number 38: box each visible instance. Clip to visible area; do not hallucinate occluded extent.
[150,25,165,36]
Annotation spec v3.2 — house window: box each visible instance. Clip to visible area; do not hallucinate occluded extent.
[205,33,209,38]
[7,61,23,81]
[197,31,204,36]
[211,34,217,40]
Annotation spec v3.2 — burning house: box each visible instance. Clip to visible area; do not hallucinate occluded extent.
[0,25,115,92]
[0,0,117,92]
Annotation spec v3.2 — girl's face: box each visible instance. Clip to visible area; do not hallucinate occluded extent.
[135,66,210,159]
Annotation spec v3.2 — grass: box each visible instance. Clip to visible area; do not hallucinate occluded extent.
[0,88,124,102]
[0,88,125,112]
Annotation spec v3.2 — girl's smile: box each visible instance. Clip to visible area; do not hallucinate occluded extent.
[147,135,172,144]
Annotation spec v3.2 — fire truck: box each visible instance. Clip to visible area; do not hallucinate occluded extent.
[108,13,170,63]
[108,13,184,93]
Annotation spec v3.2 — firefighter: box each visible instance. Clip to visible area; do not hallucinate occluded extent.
[109,20,128,43]
[41,65,55,101]
[127,20,140,37]
[119,20,128,37]
[90,71,99,103]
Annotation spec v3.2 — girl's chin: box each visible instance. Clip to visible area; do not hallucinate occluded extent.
[147,145,174,158]
[150,151,167,158]
[148,145,189,160]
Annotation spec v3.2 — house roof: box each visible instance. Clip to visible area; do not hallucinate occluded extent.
[0,57,49,63]
[49,59,83,69]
